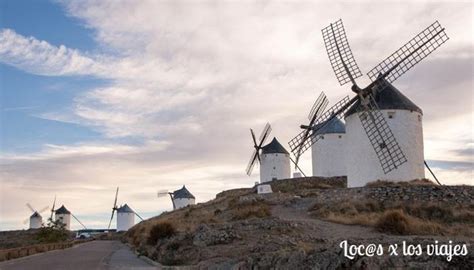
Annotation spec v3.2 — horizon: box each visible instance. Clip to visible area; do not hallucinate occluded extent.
[0,0,472,231]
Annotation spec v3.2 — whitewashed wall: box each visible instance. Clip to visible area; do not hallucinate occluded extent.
[312,133,346,177]
[345,110,425,187]
[117,212,135,231]
[260,153,291,183]
[29,216,42,229]
[55,214,71,230]
[173,198,195,210]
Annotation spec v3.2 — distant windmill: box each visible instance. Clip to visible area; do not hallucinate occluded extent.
[246,123,296,182]
[49,196,86,230]
[54,204,87,230]
[23,203,49,229]
[107,187,144,231]
[289,19,448,186]
[157,185,195,210]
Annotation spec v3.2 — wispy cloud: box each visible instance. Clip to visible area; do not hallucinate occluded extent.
[0,1,472,230]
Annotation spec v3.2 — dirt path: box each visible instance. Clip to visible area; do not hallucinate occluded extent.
[272,203,397,242]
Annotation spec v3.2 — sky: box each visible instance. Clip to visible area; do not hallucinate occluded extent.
[0,0,472,230]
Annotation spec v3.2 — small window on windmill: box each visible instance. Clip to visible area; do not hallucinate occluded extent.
[388,111,395,119]
[418,115,422,122]
[273,166,276,170]
[320,135,325,140]
[338,135,342,139]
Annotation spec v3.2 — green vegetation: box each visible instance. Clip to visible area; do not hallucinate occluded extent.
[36,218,69,243]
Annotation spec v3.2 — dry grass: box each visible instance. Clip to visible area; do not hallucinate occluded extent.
[271,177,346,193]
[375,209,442,235]
[311,199,473,236]
[365,179,436,188]
[230,200,271,220]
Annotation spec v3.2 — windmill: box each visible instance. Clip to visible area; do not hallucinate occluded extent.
[293,91,348,177]
[289,19,448,186]
[246,123,295,182]
[157,185,196,210]
[107,187,144,231]
[23,203,49,229]
[54,204,87,230]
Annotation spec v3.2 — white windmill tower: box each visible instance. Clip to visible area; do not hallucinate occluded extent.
[289,19,448,187]
[107,187,144,232]
[158,185,196,210]
[51,197,87,230]
[246,123,292,183]
[289,92,347,177]
[23,203,49,229]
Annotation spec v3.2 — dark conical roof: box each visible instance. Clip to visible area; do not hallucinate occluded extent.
[55,205,70,214]
[312,117,345,135]
[30,211,42,218]
[173,185,195,199]
[261,137,289,154]
[345,81,422,117]
[117,204,134,213]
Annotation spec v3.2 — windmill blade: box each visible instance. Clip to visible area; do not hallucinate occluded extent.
[108,187,119,229]
[71,213,87,229]
[250,129,258,146]
[258,123,272,144]
[357,95,407,174]
[38,206,49,214]
[50,195,56,220]
[246,149,259,176]
[107,209,115,230]
[157,190,169,197]
[113,187,119,208]
[367,21,448,86]
[246,123,271,176]
[26,203,35,213]
[308,92,329,121]
[128,206,144,221]
[250,129,261,163]
[322,19,363,86]
[289,95,354,164]
[135,212,144,221]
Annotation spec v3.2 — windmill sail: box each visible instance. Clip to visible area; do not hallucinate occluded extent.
[367,21,449,85]
[322,19,363,86]
[357,96,407,173]
[289,95,353,162]
[246,123,272,176]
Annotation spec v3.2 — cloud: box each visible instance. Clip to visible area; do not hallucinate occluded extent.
[0,29,106,76]
[0,1,472,229]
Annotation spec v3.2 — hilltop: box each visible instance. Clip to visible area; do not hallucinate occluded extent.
[125,177,474,269]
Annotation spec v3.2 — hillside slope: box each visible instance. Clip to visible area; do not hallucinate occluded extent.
[125,177,474,269]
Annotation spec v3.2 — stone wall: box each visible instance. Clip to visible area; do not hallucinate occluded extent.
[305,185,474,205]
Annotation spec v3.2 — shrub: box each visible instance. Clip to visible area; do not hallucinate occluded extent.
[147,222,176,245]
[375,209,410,234]
[36,227,69,243]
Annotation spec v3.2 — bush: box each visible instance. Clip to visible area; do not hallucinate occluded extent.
[36,218,69,243]
[375,209,410,234]
[147,222,176,245]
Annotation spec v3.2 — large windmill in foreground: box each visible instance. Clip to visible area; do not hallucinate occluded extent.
[289,19,448,187]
